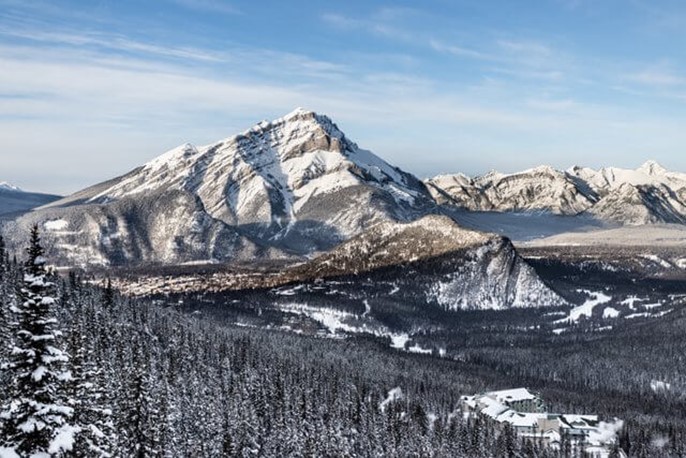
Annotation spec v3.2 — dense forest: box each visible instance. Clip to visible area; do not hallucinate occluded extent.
[0,228,684,456]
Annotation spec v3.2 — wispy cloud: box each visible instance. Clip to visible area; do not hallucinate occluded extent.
[169,0,240,15]
[4,1,686,191]
[0,23,226,62]
[627,66,685,87]
[429,39,493,61]
[321,12,416,42]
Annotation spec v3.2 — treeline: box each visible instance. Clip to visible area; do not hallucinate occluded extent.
[0,229,573,457]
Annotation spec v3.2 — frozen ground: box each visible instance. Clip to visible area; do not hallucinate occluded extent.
[522,224,686,247]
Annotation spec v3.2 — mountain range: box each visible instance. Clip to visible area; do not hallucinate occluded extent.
[2,108,685,310]
[426,160,686,224]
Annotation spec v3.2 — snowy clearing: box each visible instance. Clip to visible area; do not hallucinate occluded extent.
[554,290,612,324]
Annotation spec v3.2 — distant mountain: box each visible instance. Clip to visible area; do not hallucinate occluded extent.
[427,161,686,225]
[0,183,61,216]
[4,109,436,266]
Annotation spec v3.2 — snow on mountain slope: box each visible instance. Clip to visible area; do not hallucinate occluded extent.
[80,108,430,227]
[568,160,686,193]
[429,161,686,225]
[0,183,61,216]
[586,182,686,224]
[293,215,565,310]
[6,109,435,265]
[0,182,21,192]
[4,189,286,267]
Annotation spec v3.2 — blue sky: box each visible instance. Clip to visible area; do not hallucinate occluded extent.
[2,0,686,193]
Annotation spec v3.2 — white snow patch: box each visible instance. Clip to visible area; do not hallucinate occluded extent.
[49,424,81,454]
[379,387,403,412]
[650,380,671,393]
[603,307,620,319]
[44,219,69,231]
[621,296,642,310]
[643,301,663,309]
[407,344,432,355]
[626,309,672,319]
[554,290,612,324]
[362,299,371,318]
[641,254,672,269]
[390,333,410,350]
[652,435,670,449]
[32,366,48,382]
[0,447,20,458]
[274,285,306,296]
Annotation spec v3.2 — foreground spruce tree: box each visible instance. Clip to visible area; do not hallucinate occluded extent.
[0,225,76,456]
[0,235,9,366]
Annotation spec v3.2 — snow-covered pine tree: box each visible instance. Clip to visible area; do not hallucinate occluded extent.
[0,235,9,411]
[0,234,9,350]
[0,225,77,456]
[0,234,6,279]
[66,303,114,457]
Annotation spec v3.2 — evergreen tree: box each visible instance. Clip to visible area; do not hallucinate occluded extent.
[0,225,76,456]
[102,278,114,310]
[0,235,9,411]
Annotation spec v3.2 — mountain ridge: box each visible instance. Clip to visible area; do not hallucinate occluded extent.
[427,161,686,225]
[0,184,61,217]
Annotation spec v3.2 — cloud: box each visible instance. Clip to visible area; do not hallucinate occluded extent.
[526,98,579,111]
[0,24,227,62]
[498,40,553,58]
[169,0,240,15]
[321,11,415,42]
[628,68,685,87]
[4,6,686,192]
[429,39,493,61]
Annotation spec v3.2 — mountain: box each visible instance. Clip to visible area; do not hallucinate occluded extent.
[0,182,61,216]
[426,166,597,215]
[427,161,686,225]
[3,109,435,266]
[289,215,565,309]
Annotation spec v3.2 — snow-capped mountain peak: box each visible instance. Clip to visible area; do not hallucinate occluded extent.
[87,109,430,215]
[20,109,435,265]
[637,160,668,176]
[0,182,21,192]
